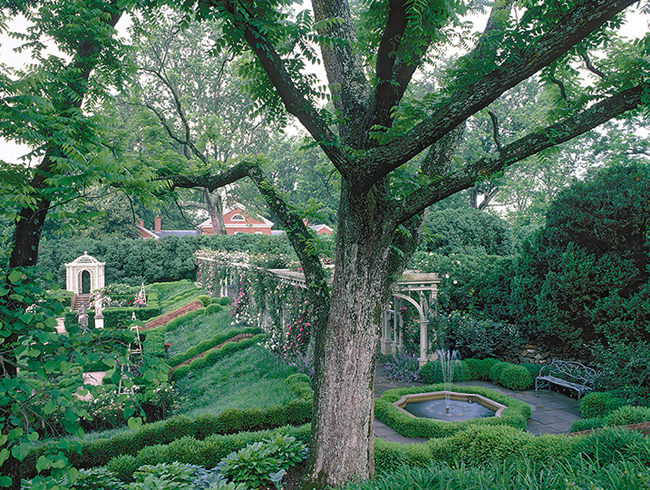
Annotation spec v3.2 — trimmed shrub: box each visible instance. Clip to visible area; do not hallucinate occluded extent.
[520,362,543,379]
[197,295,212,307]
[220,296,232,305]
[171,364,190,379]
[106,454,139,482]
[576,427,646,463]
[450,424,533,466]
[64,305,162,329]
[285,398,312,425]
[605,405,650,427]
[579,391,627,419]
[462,358,498,381]
[375,384,530,440]
[205,303,222,314]
[418,359,464,384]
[265,405,287,428]
[374,438,432,473]
[489,361,507,384]
[497,364,533,391]
[163,415,196,440]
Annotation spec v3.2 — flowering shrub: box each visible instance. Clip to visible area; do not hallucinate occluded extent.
[195,249,316,371]
[77,388,141,432]
[261,294,314,372]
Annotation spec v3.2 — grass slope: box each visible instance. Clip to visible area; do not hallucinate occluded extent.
[173,344,298,419]
[165,309,236,358]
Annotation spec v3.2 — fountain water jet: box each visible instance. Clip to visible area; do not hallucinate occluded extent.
[437,349,461,412]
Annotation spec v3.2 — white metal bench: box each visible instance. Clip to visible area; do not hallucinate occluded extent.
[535,360,598,402]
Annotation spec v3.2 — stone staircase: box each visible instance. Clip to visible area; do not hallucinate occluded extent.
[72,293,91,311]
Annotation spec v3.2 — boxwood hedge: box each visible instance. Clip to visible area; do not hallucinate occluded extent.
[375,384,531,439]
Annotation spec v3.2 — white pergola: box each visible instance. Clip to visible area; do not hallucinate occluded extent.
[380,273,441,367]
[64,252,105,295]
[203,259,440,368]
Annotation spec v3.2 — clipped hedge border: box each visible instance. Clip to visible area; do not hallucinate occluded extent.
[143,300,203,331]
[419,358,534,392]
[168,327,263,369]
[375,383,531,439]
[170,335,265,381]
[21,375,313,479]
[107,424,312,481]
[64,304,162,329]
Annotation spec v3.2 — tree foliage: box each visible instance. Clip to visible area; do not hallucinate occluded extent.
[512,163,650,351]
[422,206,514,256]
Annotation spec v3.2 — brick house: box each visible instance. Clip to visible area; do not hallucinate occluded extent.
[137,205,274,238]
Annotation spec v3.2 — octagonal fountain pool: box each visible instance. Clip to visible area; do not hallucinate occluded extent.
[392,391,507,422]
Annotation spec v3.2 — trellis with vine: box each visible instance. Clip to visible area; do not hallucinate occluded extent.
[195,250,314,368]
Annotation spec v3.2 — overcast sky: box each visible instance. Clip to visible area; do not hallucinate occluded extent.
[1,7,648,166]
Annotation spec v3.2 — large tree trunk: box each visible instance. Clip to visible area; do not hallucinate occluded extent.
[9,155,55,268]
[204,188,227,235]
[305,183,412,487]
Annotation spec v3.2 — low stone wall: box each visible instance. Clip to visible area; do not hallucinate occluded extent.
[142,300,203,330]
[501,343,551,365]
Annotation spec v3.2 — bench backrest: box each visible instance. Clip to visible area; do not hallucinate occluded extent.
[540,360,598,386]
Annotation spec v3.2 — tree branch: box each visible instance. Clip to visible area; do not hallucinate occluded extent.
[358,0,637,192]
[140,67,209,164]
[364,0,411,133]
[207,0,353,176]
[547,74,568,100]
[487,110,502,151]
[165,158,259,192]
[581,52,606,79]
[164,154,331,334]
[394,83,648,224]
[311,0,372,143]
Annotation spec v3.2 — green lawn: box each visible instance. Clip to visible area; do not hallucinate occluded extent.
[172,344,298,418]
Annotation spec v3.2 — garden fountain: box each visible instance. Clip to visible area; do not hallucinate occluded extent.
[439,349,460,412]
[392,349,507,421]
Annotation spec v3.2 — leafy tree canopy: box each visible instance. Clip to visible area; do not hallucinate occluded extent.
[513,162,650,350]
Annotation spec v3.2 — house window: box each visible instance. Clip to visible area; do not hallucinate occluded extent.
[231,214,245,221]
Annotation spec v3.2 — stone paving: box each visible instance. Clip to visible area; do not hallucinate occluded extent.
[373,364,582,444]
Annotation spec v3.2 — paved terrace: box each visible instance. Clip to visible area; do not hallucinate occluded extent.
[374,364,582,444]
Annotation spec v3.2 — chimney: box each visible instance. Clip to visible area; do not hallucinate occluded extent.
[138,218,144,228]
[155,216,162,233]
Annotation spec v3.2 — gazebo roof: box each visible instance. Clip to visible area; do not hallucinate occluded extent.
[65,251,105,266]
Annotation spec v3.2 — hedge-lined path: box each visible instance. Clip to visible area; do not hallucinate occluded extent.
[373,364,582,444]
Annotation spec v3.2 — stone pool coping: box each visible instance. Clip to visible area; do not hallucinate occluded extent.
[392,390,507,419]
